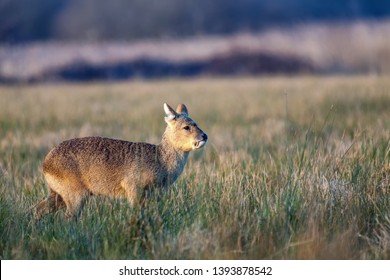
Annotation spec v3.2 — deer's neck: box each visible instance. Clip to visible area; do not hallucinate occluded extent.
[157,133,189,181]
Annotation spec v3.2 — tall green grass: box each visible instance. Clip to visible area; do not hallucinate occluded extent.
[0,76,389,259]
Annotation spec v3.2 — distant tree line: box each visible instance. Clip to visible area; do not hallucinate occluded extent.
[1,0,390,43]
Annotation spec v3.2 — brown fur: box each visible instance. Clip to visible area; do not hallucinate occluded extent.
[34,103,207,219]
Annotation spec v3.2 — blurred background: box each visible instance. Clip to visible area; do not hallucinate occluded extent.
[1,0,390,83]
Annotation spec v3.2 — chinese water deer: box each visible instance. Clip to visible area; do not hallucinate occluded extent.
[34,103,207,219]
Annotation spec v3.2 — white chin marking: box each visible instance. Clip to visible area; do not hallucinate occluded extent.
[193,140,207,150]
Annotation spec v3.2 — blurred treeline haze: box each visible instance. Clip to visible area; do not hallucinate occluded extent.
[1,0,390,81]
[2,0,390,42]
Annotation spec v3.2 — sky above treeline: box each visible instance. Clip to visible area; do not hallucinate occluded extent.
[1,0,390,43]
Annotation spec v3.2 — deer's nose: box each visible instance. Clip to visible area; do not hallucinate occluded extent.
[202,133,208,141]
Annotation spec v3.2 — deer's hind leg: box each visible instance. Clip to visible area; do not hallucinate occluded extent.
[34,188,66,219]
[44,172,90,220]
[48,189,66,211]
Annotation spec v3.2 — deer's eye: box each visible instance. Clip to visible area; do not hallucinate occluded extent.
[183,126,190,131]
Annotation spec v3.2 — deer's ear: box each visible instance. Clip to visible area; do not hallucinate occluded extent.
[176,104,188,116]
[164,103,177,123]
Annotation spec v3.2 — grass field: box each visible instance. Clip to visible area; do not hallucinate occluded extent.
[0,76,389,259]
